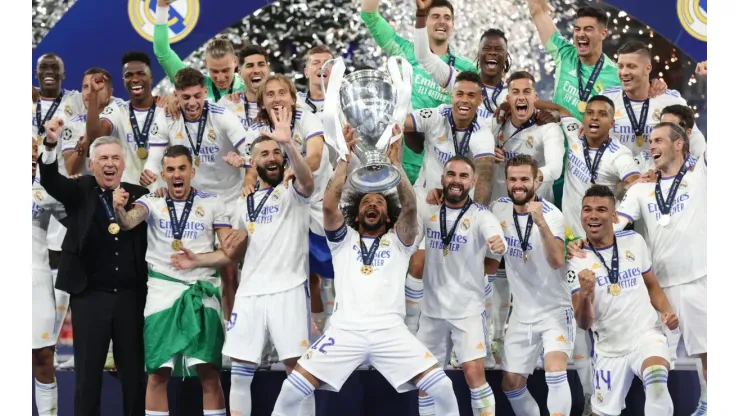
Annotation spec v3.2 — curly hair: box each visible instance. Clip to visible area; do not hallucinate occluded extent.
[341,190,402,233]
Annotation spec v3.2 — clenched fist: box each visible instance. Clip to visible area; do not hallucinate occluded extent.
[661,312,679,330]
[112,188,129,211]
[525,201,544,224]
[578,269,596,294]
[44,117,65,144]
[487,235,506,254]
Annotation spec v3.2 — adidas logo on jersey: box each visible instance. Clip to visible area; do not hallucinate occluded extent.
[425,352,433,359]
[429,214,438,222]
[176,132,184,139]
[556,335,566,343]
[300,340,308,347]
[476,342,485,350]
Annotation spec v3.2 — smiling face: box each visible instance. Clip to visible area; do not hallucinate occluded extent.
[583,100,614,141]
[304,51,333,89]
[241,54,269,94]
[478,36,507,79]
[252,138,285,187]
[581,195,618,242]
[206,53,238,90]
[357,193,390,233]
[123,61,153,101]
[426,6,453,43]
[36,54,65,94]
[649,125,684,171]
[441,159,475,204]
[506,164,538,206]
[261,78,296,113]
[451,80,482,123]
[507,78,537,123]
[176,85,207,121]
[618,52,651,95]
[90,142,125,189]
[573,16,607,58]
[162,154,195,199]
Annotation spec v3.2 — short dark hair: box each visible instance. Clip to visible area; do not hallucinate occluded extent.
[305,45,333,65]
[507,70,536,87]
[250,135,278,153]
[444,155,476,173]
[341,191,402,233]
[583,184,616,206]
[653,122,690,157]
[429,0,454,17]
[454,71,483,88]
[479,29,511,73]
[576,6,609,27]
[162,145,193,165]
[238,45,269,67]
[588,95,616,111]
[661,105,695,131]
[505,154,539,179]
[121,51,151,68]
[83,67,114,88]
[174,68,205,90]
[616,41,651,60]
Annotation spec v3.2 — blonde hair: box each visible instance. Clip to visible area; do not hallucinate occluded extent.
[256,74,298,124]
[205,36,236,60]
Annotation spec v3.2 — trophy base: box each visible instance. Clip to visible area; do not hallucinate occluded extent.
[349,163,402,193]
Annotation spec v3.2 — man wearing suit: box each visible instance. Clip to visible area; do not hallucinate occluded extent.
[39,117,148,416]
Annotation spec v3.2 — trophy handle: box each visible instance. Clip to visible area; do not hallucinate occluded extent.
[376,56,414,151]
[321,58,350,162]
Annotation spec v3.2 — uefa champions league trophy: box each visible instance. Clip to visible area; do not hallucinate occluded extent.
[321,56,413,193]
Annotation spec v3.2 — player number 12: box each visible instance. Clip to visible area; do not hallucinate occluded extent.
[310,335,335,354]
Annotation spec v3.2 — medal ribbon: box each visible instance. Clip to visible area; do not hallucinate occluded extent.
[211,77,235,103]
[482,81,504,113]
[577,54,605,103]
[497,115,537,149]
[360,237,381,266]
[35,91,64,136]
[181,102,209,160]
[440,198,473,250]
[512,196,538,257]
[581,137,610,184]
[447,113,477,156]
[97,189,118,227]
[129,102,157,151]
[622,91,650,139]
[165,189,196,242]
[655,157,691,215]
[588,235,620,285]
[247,187,274,223]
[305,96,318,113]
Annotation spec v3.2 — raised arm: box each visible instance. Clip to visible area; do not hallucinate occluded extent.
[85,75,113,142]
[153,0,187,81]
[473,157,495,206]
[360,0,407,56]
[528,201,565,269]
[534,100,573,118]
[574,268,596,330]
[540,124,565,184]
[113,192,149,231]
[263,107,314,196]
[527,0,558,46]
[414,1,456,89]
[390,141,419,245]
[323,160,349,232]
[38,121,83,208]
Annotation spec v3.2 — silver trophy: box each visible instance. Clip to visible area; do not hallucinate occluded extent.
[322,58,412,193]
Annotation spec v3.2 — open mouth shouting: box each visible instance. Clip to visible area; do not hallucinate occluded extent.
[586,221,603,233]
[514,101,529,118]
[587,121,600,134]
[129,84,145,96]
[456,103,472,118]
[103,167,117,181]
[485,59,499,72]
[576,38,590,54]
[42,76,57,87]
[364,207,380,222]
[447,183,464,198]
[265,162,280,174]
[172,178,185,190]
[250,75,264,86]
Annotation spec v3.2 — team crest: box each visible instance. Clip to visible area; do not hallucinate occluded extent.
[304,350,313,360]
[380,238,390,248]
[208,128,217,142]
[652,108,663,122]
[500,220,507,228]
[596,392,604,403]
[128,0,200,43]
[293,132,303,147]
[677,0,707,42]
[272,189,280,200]
[34,190,44,201]
[461,218,471,231]
[625,250,635,262]
[594,80,605,94]
[525,136,534,149]
[591,263,601,270]
[680,181,688,189]
[64,104,73,117]
[194,206,205,218]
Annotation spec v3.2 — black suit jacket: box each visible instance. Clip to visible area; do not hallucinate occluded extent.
[38,155,149,295]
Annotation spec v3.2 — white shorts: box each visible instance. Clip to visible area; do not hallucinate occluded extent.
[573,327,594,364]
[417,312,489,366]
[591,330,670,416]
[223,281,311,363]
[160,356,206,370]
[502,308,575,375]
[32,270,57,349]
[298,324,438,393]
[663,276,707,357]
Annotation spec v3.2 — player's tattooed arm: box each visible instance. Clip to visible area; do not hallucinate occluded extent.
[323,160,348,231]
[473,156,495,206]
[390,141,419,245]
[115,204,148,231]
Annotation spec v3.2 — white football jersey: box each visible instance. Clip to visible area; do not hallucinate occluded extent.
[99,101,171,185]
[32,89,84,139]
[561,117,640,240]
[602,87,707,158]
[410,105,496,190]
[135,190,231,282]
[297,91,325,114]
[232,184,312,296]
[59,114,91,176]
[165,103,247,202]
[490,119,565,201]
[217,93,260,129]
[617,153,707,287]
[32,178,66,274]
[566,230,660,357]
[326,224,418,330]
[418,200,506,319]
[490,197,578,324]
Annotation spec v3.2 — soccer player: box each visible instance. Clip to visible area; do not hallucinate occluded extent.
[83,52,171,189]
[32,141,67,416]
[33,53,85,145]
[297,45,334,114]
[222,107,316,416]
[361,0,478,185]
[218,45,270,128]
[415,155,507,416]
[153,0,245,102]
[271,126,459,416]
[112,145,243,416]
[603,41,707,160]
[413,0,509,109]
[490,155,577,415]
[570,185,678,416]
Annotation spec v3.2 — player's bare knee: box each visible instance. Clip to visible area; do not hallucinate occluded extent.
[461,359,486,386]
[412,363,441,385]
[543,351,569,372]
[409,251,425,279]
[31,347,55,382]
[501,371,526,392]
[148,368,172,387]
[283,357,299,372]
[196,364,222,391]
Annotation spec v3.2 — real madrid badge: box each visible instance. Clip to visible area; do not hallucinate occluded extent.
[172,240,184,251]
[108,223,120,235]
[608,283,621,296]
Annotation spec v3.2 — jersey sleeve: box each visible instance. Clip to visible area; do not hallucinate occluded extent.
[149,110,170,147]
[539,123,566,183]
[566,256,588,292]
[616,184,642,223]
[212,196,232,229]
[243,124,262,160]
[133,193,155,222]
[360,11,412,58]
[230,199,245,230]
[546,205,566,242]
[300,111,324,143]
[688,126,707,159]
[61,118,84,153]
[479,209,507,261]
[325,222,352,252]
[289,182,313,205]
[470,129,496,159]
[215,109,248,154]
[410,107,440,134]
[635,234,653,275]
[413,27,457,89]
[391,229,419,257]
[99,103,119,136]
[153,6,187,82]
[611,148,640,182]
[560,117,582,145]
[545,32,575,66]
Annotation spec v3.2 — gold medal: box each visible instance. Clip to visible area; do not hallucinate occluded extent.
[577,101,588,113]
[36,136,43,146]
[172,240,183,251]
[443,246,449,257]
[247,222,256,233]
[608,283,621,296]
[194,156,201,167]
[636,134,645,148]
[136,147,149,159]
[108,223,120,235]
[523,253,528,263]
[360,265,373,275]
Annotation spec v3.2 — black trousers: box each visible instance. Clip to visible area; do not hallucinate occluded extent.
[70,285,146,416]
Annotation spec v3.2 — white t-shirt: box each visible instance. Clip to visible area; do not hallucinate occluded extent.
[490,119,565,201]
[410,104,496,190]
[32,178,66,274]
[617,153,707,288]
[602,87,707,159]
[135,190,231,282]
[297,91,325,114]
[490,197,578,324]
[561,117,640,240]
[217,93,260,129]
[567,230,660,357]
[232,184,312,296]
[418,200,506,319]
[326,224,418,330]
[100,101,170,185]
[165,103,247,203]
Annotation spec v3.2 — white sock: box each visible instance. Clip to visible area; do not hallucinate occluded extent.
[418,395,435,416]
[692,359,707,416]
[470,383,495,415]
[34,378,58,416]
[145,411,168,416]
[299,394,316,416]
[203,409,226,416]
[51,269,70,340]
[484,275,495,336]
[405,274,424,334]
[416,369,460,416]
[491,272,510,340]
[643,365,673,416]
[545,371,572,415]
[273,372,315,416]
[321,278,335,323]
[504,386,539,415]
[229,362,256,415]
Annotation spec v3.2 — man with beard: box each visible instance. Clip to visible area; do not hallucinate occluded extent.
[570,185,678,416]
[271,127,460,416]
[222,106,316,416]
[490,155,578,416]
[83,52,171,189]
[414,154,506,416]
[219,45,270,128]
[297,45,334,114]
